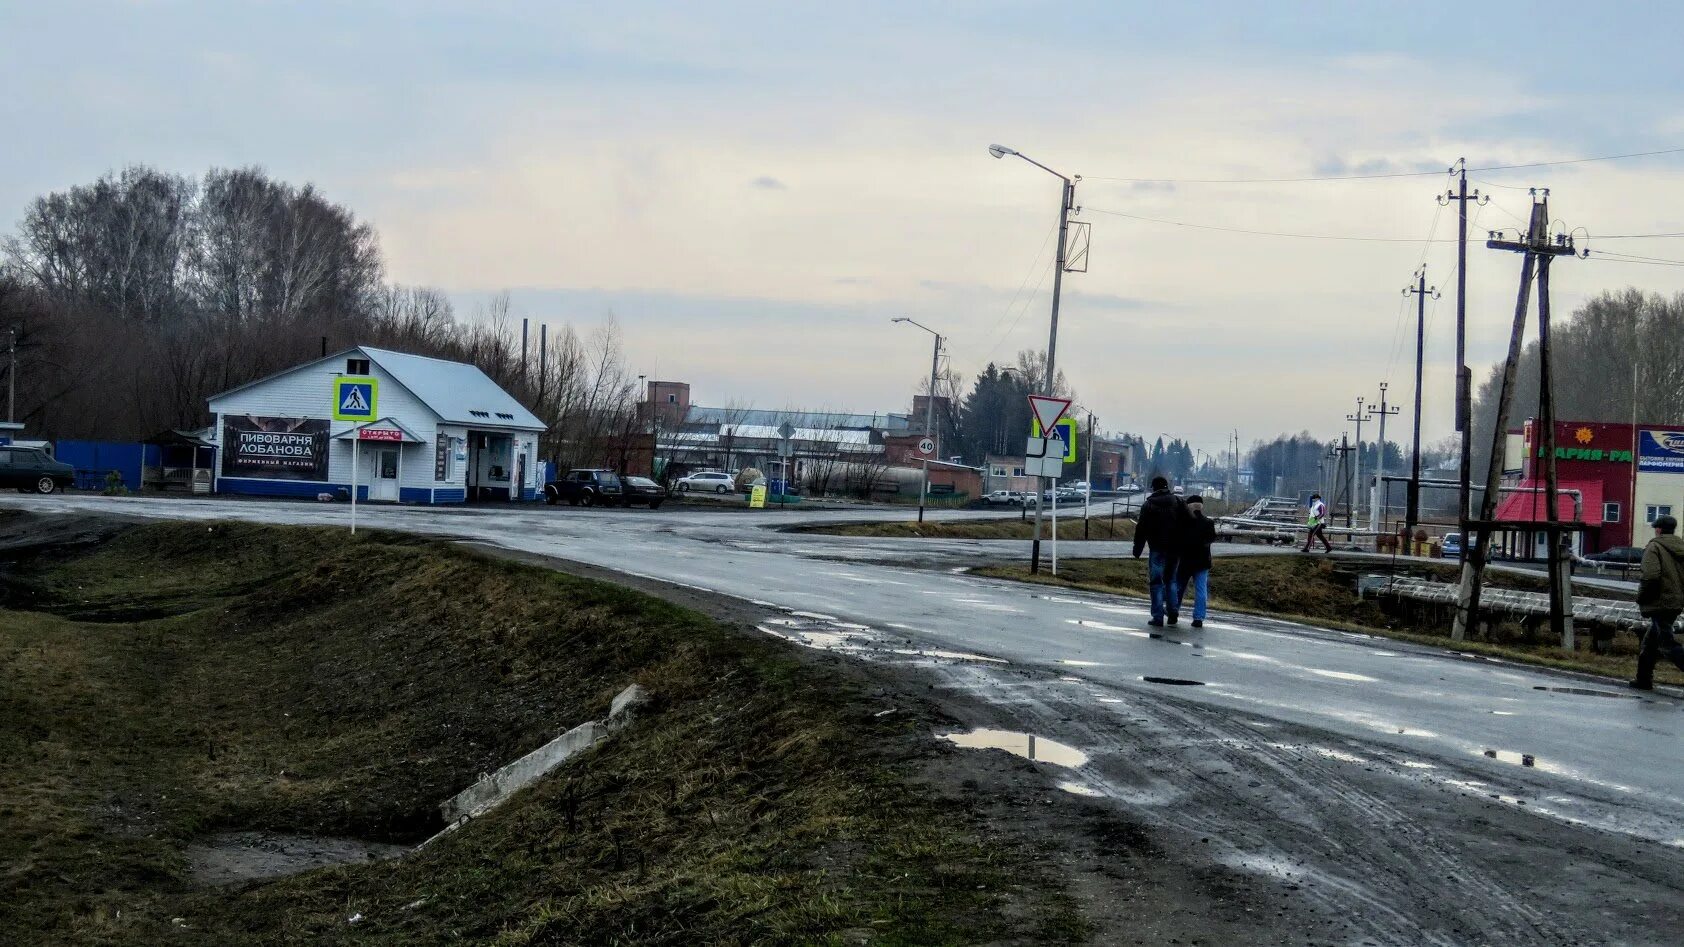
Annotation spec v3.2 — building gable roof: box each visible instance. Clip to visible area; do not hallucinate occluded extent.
[208,346,545,431]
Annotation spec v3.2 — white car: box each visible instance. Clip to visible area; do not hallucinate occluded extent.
[676,470,736,494]
[983,490,1019,505]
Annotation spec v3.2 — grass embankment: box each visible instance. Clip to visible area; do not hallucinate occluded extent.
[975,555,1678,687]
[0,522,1083,944]
[812,516,1134,541]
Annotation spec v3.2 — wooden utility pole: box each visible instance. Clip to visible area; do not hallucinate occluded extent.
[1440,160,1488,533]
[1452,190,1579,644]
[1368,384,1400,533]
[1402,269,1438,535]
[1345,396,1366,525]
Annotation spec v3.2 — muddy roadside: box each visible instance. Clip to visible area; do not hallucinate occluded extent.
[0,508,1338,945]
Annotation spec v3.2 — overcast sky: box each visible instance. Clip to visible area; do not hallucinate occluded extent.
[6,1,1684,456]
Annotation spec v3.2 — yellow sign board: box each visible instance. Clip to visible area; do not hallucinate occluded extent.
[1030,417,1079,462]
[749,484,767,508]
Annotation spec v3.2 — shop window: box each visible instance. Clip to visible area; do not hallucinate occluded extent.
[1604,501,1621,523]
[1648,504,1674,523]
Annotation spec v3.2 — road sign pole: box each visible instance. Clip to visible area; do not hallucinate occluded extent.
[351,435,359,535]
[1051,484,1058,575]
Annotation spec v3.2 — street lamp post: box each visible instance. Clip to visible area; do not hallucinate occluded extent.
[990,143,1076,574]
[892,317,943,524]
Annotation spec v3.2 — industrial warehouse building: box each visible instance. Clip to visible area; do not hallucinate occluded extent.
[207,347,544,504]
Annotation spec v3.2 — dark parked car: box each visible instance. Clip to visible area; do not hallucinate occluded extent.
[544,468,624,507]
[1585,546,1643,566]
[618,476,666,509]
[0,446,73,494]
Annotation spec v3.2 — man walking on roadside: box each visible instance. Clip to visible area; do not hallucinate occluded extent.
[1133,476,1187,627]
[1304,492,1333,554]
[1632,514,1684,691]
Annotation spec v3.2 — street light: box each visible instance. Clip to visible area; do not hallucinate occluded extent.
[990,143,1077,574]
[892,317,943,524]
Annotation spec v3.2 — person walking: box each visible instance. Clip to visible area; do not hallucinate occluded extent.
[1133,476,1187,626]
[1304,492,1333,553]
[1173,494,1216,629]
[1631,514,1684,691]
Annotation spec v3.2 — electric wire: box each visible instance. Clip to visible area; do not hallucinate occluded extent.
[1083,146,1684,186]
[1082,206,1460,242]
[975,220,1058,361]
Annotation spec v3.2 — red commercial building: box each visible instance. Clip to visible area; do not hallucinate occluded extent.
[1496,418,1684,556]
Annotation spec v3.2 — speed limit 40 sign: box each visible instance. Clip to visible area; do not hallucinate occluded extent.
[917,437,935,456]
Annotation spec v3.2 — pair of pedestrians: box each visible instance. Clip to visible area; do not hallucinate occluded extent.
[1131,476,1216,628]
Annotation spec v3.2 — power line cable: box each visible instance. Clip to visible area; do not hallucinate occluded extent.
[1083,206,1460,242]
[1083,146,1684,186]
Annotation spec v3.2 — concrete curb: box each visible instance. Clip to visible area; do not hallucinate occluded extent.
[422,683,650,847]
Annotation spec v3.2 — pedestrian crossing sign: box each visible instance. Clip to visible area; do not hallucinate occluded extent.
[1031,417,1079,462]
[333,376,379,421]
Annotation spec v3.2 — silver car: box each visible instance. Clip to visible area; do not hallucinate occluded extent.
[676,470,736,494]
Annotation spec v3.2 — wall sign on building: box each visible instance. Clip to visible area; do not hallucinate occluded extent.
[356,427,404,442]
[221,416,329,481]
[1640,430,1684,473]
[435,437,451,480]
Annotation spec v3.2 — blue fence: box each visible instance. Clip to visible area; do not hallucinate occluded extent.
[54,440,148,491]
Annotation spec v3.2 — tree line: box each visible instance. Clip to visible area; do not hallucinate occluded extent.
[0,164,640,468]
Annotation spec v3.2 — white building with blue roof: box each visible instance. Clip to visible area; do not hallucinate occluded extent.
[207,346,545,504]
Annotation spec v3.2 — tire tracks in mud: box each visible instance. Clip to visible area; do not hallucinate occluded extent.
[924,657,1683,947]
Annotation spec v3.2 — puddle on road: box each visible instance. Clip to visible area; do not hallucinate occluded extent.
[1068,618,1148,638]
[940,728,1090,768]
[1142,676,1206,686]
[891,648,1009,664]
[1057,780,1104,797]
[1533,685,1642,699]
[1306,668,1378,683]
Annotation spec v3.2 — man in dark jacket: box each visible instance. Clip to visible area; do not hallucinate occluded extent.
[1173,494,1217,629]
[1133,476,1186,626]
[1632,514,1684,690]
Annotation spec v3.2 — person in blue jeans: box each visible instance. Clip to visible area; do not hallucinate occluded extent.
[1174,494,1216,629]
[1132,476,1187,626]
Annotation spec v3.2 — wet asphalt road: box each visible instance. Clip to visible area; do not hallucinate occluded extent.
[8,493,1684,944]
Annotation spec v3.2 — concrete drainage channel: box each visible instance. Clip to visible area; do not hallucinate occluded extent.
[188,684,650,885]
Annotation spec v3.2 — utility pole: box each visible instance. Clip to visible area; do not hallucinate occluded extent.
[1345,396,1366,526]
[1335,434,1355,528]
[1441,160,1487,531]
[1083,411,1095,539]
[5,326,15,424]
[1368,383,1400,534]
[921,331,942,524]
[1453,190,1579,644]
[1402,268,1439,536]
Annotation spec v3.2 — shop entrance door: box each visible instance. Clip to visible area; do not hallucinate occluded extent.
[372,448,400,501]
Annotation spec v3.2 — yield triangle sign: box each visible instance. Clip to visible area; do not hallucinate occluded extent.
[1027,395,1072,433]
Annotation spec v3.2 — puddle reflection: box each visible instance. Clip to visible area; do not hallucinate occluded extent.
[940,728,1090,768]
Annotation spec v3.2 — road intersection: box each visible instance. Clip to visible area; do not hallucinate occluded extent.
[8,494,1683,944]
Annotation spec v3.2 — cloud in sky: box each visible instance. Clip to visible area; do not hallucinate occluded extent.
[3,2,1684,453]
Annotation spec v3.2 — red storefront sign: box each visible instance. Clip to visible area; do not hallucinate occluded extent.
[357,427,404,442]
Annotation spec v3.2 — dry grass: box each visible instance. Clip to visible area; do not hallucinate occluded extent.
[0,522,1085,945]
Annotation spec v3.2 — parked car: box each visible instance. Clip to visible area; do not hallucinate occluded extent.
[1440,533,1463,559]
[0,445,73,494]
[983,490,1019,505]
[1585,545,1643,565]
[544,468,624,507]
[676,470,736,494]
[619,476,667,509]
